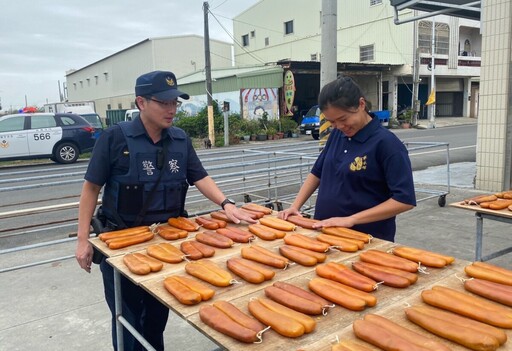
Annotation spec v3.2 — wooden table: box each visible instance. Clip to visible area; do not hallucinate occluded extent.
[90,219,512,351]
[450,202,512,261]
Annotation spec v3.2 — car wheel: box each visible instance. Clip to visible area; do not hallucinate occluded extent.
[312,134,320,140]
[54,142,79,164]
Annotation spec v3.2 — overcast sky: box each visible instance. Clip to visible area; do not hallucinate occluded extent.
[0,0,260,111]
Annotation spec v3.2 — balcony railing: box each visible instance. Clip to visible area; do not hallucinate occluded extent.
[419,56,480,68]
[459,50,480,57]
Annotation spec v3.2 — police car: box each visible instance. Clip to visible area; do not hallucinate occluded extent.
[0,112,98,164]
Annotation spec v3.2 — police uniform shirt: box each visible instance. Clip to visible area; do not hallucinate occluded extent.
[85,117,208,192]
[311,115,416,242]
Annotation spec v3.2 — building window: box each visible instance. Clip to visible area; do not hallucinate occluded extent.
[284,20,294,35]
[94,75,98,85]
[436,23,450,55]
[242,34,249,47]
[360,44,374,61]
[86,78,90,87]
[104,72,109,81]
[118,103,122,109]
[370,0,382,5]
[265,37,269,46]
[79,80,83,88]
[73,83,77,90]
[107,104,111,110]
[382,81,390,110]
[250,30,255,38]
[311,53,319,61]
[418,21,450,55]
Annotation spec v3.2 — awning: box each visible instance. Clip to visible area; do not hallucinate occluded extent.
[390,0,481,24]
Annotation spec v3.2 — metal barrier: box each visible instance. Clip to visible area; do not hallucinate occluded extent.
[0,142,321,271]
[0,140,450,272]
[405,141,450,207]
[185,146,320,214]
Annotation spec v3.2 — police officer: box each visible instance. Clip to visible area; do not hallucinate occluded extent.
[75,70,256,351]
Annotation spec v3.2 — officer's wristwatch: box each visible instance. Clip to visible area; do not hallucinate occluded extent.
[220,198,236,209]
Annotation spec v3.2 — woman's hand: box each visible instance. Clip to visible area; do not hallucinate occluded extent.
[311,216,357,229]
[277,207,301,220]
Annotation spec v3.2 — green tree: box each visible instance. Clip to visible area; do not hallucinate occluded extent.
[175,101,244,139]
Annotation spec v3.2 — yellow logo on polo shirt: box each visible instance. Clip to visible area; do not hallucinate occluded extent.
[350,155,367,171]
[166,77,175,86]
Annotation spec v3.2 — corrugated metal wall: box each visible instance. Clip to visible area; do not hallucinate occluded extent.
[180,67,284,96]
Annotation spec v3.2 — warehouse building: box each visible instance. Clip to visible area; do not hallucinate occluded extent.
[65,35,233,119]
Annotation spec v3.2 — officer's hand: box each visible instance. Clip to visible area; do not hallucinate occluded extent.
[76,239,94,273]
[224,204,257,224]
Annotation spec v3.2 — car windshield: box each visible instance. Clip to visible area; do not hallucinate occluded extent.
[305,106,320,117]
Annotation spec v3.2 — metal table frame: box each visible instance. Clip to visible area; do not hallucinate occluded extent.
[451,202,512,262]
[475,211,512,261]
[113,269,157,351]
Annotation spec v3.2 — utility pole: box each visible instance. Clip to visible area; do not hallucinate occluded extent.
[412,48,420,125]
[319,0,337,145]
[63,82,68,101]
[223,102,229,146]
[428,16,436,129]
[203,1,215,145]
[320,0,337,88]
[411,11,420,126]
[58,80,63,102]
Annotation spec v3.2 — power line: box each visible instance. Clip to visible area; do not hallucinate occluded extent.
[209,9,267,64]
[210,50,234,63]
[222,13,323,43]
[337,4,387,56]
[211,0,228,10]
[217,10,414,61]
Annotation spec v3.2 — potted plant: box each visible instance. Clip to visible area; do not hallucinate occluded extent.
[256,129,268,141]
[266,127,277,140]
[241,119,259,141]
[400,109,413,129]
[280,118,298,138]
[230,134,241,144]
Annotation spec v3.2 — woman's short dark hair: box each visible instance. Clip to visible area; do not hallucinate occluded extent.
[318,75,367,112]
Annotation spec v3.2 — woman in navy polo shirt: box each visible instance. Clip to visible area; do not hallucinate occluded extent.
[279,76,415,242]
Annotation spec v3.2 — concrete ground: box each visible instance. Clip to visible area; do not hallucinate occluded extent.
[3,116,511,351]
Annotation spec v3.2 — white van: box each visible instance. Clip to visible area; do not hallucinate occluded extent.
[125,109,139,121]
